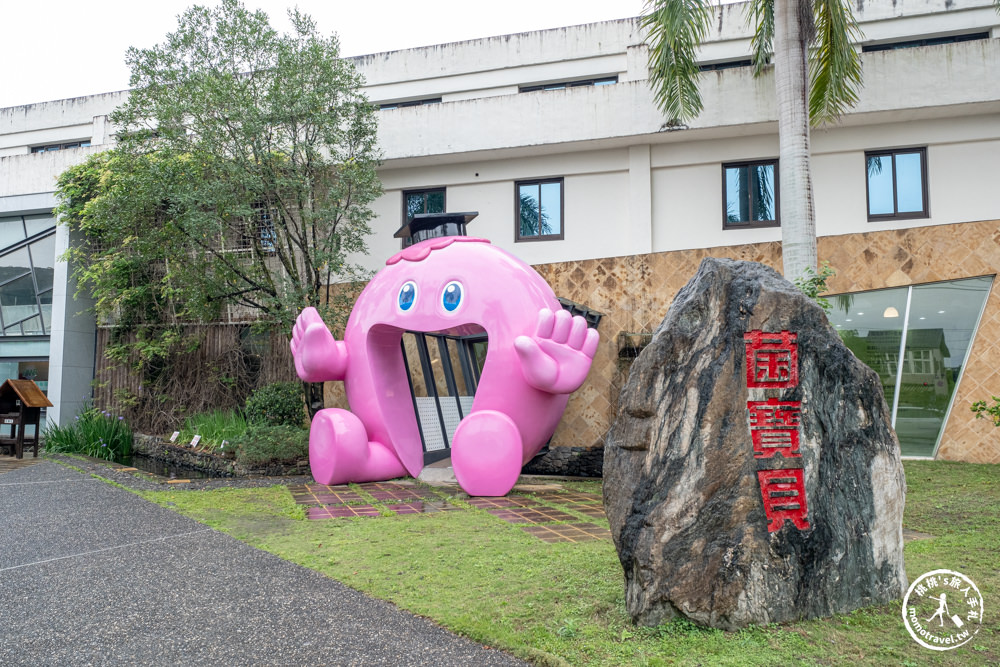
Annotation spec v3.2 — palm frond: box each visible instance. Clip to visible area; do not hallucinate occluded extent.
[641,0,714,123]
[809,0,864,124]
[746,0,775,76]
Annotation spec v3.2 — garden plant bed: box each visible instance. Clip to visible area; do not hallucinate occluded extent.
[132,433,310,478]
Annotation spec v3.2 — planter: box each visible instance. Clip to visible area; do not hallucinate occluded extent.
[132,434,310,477]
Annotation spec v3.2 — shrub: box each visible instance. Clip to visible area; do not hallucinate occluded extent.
[793,261,836,314]
[971,396,1000,427]
[232,424,309,467]
[244,382,307,428]
[43,404,133,461]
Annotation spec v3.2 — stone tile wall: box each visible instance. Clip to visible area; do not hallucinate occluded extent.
[537,219,1000,464]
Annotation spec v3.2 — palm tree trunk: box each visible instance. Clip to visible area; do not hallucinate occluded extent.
[774,0,818,282]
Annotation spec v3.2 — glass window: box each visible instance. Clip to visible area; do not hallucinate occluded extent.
[29,234,55,294]
[520,76,618,93]
[0,247,32,286]
[404,189,446,222]
[516,178,563,241]
[20,316,43,335]
[402,189,446,248]
[0,274,40,330]
[866,148,928,220]
[0,217,26,250]
[39,291,52,333]
[24,214,56,238]
[828,276,993,457]
[29,141,91,153]
[0,339,50,357]
[723,160,778,228]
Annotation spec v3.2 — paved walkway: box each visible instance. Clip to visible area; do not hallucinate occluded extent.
[0,461,527,666]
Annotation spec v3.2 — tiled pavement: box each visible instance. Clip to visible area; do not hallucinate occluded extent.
[289,480,612,544]
[0,454,43,474]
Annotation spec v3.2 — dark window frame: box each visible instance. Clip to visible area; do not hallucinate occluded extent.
[699,59,753,72]
[862,32,988,53]
[515,178,565,243]
[865,147,929,221]
[722,159,780,230]
[379,98,442,110]
[519,76,618,93]
[403,188,447,222]
[30,140,91,154]
[401,188,447,248]
[0,224,56,336]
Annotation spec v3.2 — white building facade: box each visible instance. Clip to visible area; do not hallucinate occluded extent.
[1,0,998,463]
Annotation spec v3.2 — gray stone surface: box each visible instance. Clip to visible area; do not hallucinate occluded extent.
[604,258,907,629]
[522,446,603,477]
[0,461,526,666]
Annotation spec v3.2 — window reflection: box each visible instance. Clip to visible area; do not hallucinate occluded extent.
[516,178,563,240]
[0,274,41,330]
[0,230,56,336]
[0,217,26,250]
[30,235,55,293]
[0,247,31,285]
[828,276,993,456]
[23,214,56,239]
[724,160,777,227]
[866,148,927,219]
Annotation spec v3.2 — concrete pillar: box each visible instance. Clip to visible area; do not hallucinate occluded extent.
[47,222,96,425]
[628,144,653,255]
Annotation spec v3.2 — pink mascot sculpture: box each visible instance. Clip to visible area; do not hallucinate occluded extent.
[290,230,598,497]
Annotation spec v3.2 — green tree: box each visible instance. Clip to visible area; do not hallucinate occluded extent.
[57,0,381,415]
[642,0,862,281]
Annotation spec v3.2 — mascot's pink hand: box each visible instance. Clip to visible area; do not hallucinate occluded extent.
[290,307,348,382]
[514,308,599,395]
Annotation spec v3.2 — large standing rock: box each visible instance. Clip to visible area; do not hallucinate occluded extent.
[604,258,906,629]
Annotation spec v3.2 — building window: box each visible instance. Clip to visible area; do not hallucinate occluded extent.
[866,148,928,220]
[519,76,617,93]
[404,188,446,222]
[827,275,993,457]
[723,160,778,229]
[515,178,563,241]
[402,188,446,247]
[0,215,56,336]
[699,59,753,72]
[30,141,91,153]
[862,32,988,53]
[379,98,442,110]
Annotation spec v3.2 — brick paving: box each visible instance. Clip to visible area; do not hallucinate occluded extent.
[485,506,579,524]
[288,481,610,544]
[467,495,540,509]
[521,522,612,543]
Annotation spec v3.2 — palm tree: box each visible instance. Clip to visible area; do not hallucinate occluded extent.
[642,0,862,281]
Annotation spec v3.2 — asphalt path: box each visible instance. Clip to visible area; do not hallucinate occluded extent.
[0,462,527,666]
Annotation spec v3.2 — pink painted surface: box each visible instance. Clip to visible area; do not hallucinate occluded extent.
[290,237,598,496]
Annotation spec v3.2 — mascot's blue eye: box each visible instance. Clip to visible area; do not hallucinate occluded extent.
[398,281,417,311]
[442,281,463,312]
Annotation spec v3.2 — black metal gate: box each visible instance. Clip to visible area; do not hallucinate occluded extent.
[401,332,487,464]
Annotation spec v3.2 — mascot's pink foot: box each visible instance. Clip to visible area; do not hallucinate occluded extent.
[451,410,523,496]
[309,408,406,485]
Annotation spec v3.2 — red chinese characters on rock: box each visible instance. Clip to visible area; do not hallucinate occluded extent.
[747,398,802,459]
[743,330,798,389]
[744,329,810,533]
[757,468,811,532]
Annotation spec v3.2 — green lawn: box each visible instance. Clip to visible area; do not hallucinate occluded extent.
[141,462,998,666]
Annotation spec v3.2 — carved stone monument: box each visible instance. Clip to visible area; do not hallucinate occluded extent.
[604,258,906,629]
